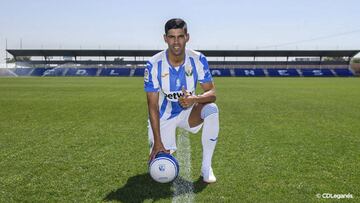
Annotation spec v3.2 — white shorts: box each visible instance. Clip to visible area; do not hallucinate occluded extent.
[148,105,203,152]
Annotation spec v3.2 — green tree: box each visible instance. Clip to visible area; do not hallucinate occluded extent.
[351,57,360,64]
[323,56,346,61]
[6,56,31,62]
[114,57,124,61]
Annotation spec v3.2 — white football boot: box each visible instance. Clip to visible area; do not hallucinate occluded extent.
[201,167,217,183]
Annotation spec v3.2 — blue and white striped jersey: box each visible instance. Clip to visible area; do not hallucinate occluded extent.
[144,49,213,120]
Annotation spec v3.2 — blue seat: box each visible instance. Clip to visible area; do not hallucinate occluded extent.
[333,68,354,77]
[31,68,47,76]
[66,68,98,76]
[133,68,145,76]
[234,68,265,77]
[209,68,231,77]
[267,68,300,77]
[14,68,33,76]
[301,69,335,77]
[99,68,131,76]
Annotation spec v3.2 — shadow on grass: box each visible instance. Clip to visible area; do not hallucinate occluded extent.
[103,173,208,202]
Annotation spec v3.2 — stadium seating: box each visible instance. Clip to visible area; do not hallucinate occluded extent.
[31,68,48,76]
[333,68,354,77]
[65,68,98,76]
[300,69,335,77]
[234,68,266,77]
[44,68,68,76]
[133,68,145,76]
[13,68,34,76]
[0,69,17,76]
[0,67,356,77]
[210,68,231,77]
[267,68,300,77]
[99,68,131,76]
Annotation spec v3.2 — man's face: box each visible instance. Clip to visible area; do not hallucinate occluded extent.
[164,28,189,56]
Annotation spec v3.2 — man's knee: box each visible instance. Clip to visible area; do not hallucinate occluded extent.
[200,103,219,119]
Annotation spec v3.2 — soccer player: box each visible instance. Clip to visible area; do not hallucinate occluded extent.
[144,18,219,183]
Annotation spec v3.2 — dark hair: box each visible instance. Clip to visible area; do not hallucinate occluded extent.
[165,18,187,35]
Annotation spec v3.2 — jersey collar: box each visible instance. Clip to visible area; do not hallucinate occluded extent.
[165,49,187,72]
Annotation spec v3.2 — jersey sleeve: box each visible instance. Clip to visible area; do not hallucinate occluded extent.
[144,61,160,92]
[198,54,213,83]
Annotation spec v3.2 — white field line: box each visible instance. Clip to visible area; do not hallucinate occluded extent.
[172,129,194,203]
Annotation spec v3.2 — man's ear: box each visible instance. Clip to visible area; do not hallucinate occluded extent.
[163,34,167,43]
[186,33,190,42]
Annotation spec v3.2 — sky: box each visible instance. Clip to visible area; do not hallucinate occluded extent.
[1,0,360,64]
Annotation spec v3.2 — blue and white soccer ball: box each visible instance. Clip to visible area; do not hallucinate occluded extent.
[149,153,179,183]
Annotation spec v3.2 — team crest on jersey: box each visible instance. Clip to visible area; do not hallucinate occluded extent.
[185,66,193,76]
[176,79,181,87]
[144,68,149,82]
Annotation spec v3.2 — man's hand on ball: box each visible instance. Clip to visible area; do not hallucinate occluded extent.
[149,142,170,161]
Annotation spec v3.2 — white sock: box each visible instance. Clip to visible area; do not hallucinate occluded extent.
[201,103,219,172]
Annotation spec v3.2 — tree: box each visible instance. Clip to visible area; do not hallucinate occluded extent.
[5,57,14,63]
[114,57,124,62]
[6,56,31,63]
[323,56,346,62]
[351,57,360,64]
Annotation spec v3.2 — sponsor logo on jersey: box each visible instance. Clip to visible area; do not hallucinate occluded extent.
[164,90,194,101]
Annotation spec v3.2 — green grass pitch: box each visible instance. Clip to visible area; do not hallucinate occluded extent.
[0,77,359,202]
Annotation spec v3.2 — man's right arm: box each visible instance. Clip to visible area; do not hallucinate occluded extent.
[147,92,169,161]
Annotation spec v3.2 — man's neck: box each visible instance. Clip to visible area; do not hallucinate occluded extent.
[167,50,185,67]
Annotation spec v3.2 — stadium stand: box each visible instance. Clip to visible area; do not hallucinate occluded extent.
[0,68,17,76]
[100,68,131,77]
[13,68,33,76]
[234,68,266,77]
[2,67,355,78]
[133,68,145,76]
[210,68,232,77]
[42,67,67,76]
[267,68,300,77]
[65,68,98,76]
[31,68,49,76]
[2,49,359,77]
[333,68,354,77]
[300,69,335,77]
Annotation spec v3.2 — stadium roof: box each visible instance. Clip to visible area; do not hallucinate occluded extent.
[7,49,360,58]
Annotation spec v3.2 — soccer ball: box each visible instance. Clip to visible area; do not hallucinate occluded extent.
[149,153,179,183]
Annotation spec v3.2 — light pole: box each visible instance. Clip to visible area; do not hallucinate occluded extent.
[6,38,8,68]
